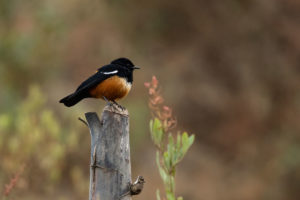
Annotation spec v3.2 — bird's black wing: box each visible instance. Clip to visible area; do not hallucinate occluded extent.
[75,64,120,93]
[59,72,105,107]
[75,73,103,93]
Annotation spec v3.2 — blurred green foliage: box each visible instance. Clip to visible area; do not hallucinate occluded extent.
[150,118,194,200]
[0,85,89,198]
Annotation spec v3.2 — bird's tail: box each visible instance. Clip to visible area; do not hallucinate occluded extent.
[59,92,86,107]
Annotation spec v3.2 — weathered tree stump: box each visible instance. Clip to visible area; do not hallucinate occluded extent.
[85,105,131,200]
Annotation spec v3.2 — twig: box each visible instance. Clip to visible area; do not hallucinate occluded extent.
[78,117,88,127]
[3,164,25,196]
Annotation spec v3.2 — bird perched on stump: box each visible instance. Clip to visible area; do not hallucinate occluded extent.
[59,58,140,108]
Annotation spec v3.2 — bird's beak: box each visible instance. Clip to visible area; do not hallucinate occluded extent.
[133,66,140,70]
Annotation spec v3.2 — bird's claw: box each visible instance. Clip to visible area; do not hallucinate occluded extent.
[102,96,113,107]
[112,100,125,111]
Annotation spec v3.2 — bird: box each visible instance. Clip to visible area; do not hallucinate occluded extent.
[59,57,140,108]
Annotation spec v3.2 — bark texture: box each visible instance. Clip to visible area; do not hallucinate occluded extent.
[85,105,131,200]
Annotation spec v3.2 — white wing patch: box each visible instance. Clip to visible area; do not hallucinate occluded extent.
[101,70,118,75]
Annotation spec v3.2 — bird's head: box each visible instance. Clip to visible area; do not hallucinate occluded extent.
[111,58,140,70]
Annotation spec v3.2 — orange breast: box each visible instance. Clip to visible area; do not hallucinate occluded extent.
[89,76,131,101]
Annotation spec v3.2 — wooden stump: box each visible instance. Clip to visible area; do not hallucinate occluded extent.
[85,105,131,200]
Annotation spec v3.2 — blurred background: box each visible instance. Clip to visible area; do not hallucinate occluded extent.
[1,0,300,199]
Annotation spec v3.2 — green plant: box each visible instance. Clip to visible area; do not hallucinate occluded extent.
[145,76,194,200]
[0,85,89,197]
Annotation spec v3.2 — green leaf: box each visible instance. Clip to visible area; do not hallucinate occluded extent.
[166,191,176,200]
[149,119,157,145]
[156,151,168,184]
[176,135,183,161]
[170,176,175,193]
[188,134,195,146]
[156,189,161,200]
[181,132,194,156]
[168,133,174,146]
[167,134,175,167]
[155,118,164,144]
[163,151,171,170]
[150,119,153,133]
[150,118,164,147]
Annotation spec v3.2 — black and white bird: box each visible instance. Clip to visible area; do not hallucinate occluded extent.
[59,58,140,107]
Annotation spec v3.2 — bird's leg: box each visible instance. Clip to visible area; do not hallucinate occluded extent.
[112,100,125,110]
[102,96,113,107]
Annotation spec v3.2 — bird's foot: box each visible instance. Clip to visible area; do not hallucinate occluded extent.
[102,96,113,107]
[112,100,125,111]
